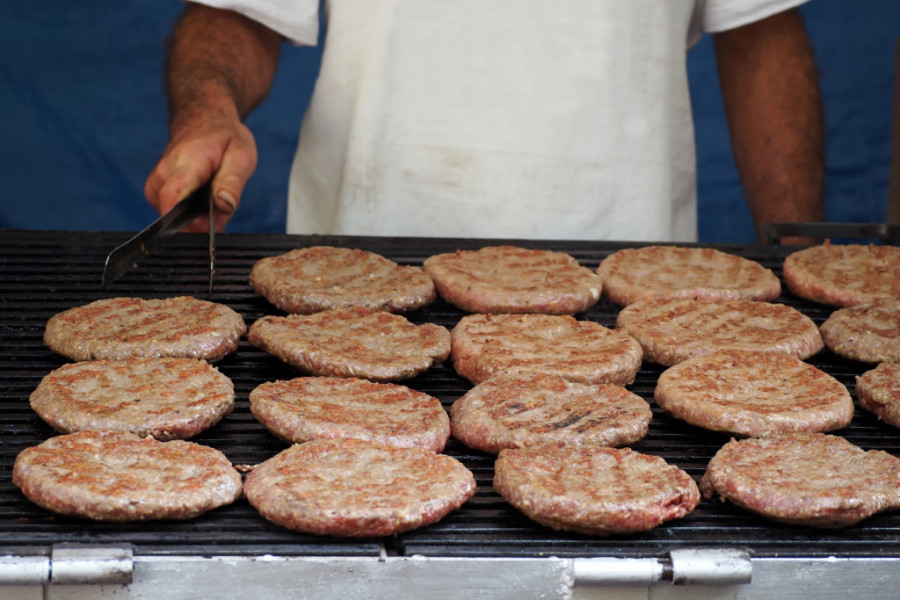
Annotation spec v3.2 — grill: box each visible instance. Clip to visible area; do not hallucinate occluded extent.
[1,230,898,595]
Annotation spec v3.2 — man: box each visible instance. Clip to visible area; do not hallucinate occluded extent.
[145,1,824,242]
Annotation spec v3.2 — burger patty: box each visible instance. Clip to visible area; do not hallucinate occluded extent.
[820,299,900,364]
[701,433,900,528]
[616,297,823,366]
[654,350,854,437]
[12,431,242,521]
[450,313,642,385]
[249,246,436,314]
[423,246,601,314]
[250,376,450,451]
[783,243,900,307]
[494,444,700,536]
[244,438,476,537]
[30,357,234,441]
[856,363,900,428]
[248,308,451,381]
[44,296,246,362]
[597,245,781,306]
[450,373,651,453]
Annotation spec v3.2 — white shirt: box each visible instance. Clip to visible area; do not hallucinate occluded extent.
[197,0,809,241]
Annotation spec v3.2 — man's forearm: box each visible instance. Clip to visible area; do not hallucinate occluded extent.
[144,4,282,231]
[165,4,282,135]
[713,9,825,243]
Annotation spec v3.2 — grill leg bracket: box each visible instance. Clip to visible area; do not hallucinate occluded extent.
[572,548,752,588]
[0,544,133,587]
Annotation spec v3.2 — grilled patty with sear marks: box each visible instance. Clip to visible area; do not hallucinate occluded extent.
[856,363,900,428]
[30,357,234,440]
[44,296,246,362]
[654,350,853,437]
[450,373,651,453]
[820,299,900,364]
[450,313,642,385]
[783,243,900,307]
[616,297,823,366]
[13,430,242,521]
[423,245,601,314]
[244,438,475,537]
[249,246,436,314]
[250,376,450,451]
[248,307,451,381]
[494,444,700,536]
[701,433,900,528]
[598,245,781,306]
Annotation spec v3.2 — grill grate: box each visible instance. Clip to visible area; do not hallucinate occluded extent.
[1,230,897,559]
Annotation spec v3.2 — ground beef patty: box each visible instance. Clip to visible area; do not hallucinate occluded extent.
[856,363,900,428]
[450,373,651,453]
[249,246,436,314]
[494,445,700,536]
[12,431,242,521]
[783,242,900,307]
[44,296,246,362]
[701,433,900,528]
[244,438,476,537]
[423,246,601,314]
[30,357,234,441]
[616,297,823,366]
[250,377,450,451]
[654,350,853,437]
[248,308,450,381]
[451,314,642,385]
[598,245,781,306]
[820,299,900,364]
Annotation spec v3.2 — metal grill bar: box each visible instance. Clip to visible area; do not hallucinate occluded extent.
[0,230,896,560]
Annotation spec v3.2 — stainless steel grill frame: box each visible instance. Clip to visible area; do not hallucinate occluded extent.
[1,230,898,598]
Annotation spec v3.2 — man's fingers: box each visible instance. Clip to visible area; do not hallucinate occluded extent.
[214,189,238,215]
[144,120,256,232]
[209,129,258,230]
[146,145,216,215]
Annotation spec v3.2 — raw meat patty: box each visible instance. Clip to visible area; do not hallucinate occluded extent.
[701,433,900,527]
[244,438,476,537]
[616,297,823,366]
[12,430,242,521]
[598,245,781,306]
[423,246,601,314]
[654,350,853,437]
[249,376,450,451]
[450,314,642,385]
[783,243,900,306]
[820,299,900,363]
[44,296,246,362]
[450,373,651,453]
[249,246,436,314]
[30,357,234,441]
[248,308,450,381]
[856,362,900,428]
[494,444,700,536]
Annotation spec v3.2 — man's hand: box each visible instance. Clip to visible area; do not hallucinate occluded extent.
[145,108,257,233]
[144,4,281,232]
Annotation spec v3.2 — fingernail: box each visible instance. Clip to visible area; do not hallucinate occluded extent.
[216,190,237,213]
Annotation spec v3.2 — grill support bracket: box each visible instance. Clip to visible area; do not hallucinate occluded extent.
[572,548,752,588]
[0,545,133,586]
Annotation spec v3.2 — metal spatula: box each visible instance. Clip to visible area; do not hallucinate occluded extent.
[102,183,215,292]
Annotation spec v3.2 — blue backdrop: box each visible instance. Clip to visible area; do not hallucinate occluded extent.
[1,1,897,242]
